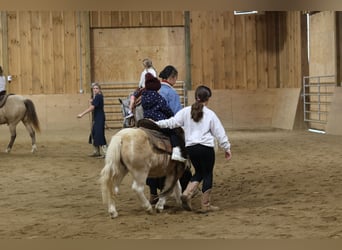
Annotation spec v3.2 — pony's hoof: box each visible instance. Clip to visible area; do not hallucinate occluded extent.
[155,206,164,213]
[5,148,10,153]
[110,211,118,219]
[155,202,165,213]
[145,204,153,214]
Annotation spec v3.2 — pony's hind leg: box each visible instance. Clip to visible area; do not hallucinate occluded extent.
[155,180,182,213]
[23,122,37,153]
[132,180,153,214]
[171,180,182,205]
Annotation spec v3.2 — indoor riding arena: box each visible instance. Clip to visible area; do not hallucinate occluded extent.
[0,10,342,239]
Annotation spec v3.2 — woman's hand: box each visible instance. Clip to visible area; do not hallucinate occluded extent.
[225,150,232,160]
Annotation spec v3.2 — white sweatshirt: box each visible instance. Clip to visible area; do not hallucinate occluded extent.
[138,68,157,88]
[156,106,231,152]
[0,76,6,92]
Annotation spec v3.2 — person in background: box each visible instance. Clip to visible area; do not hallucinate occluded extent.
[158,65,193,192]
[126,58,157,119]
[158,65,182,115]
[77,83,107,158]
[155,85,232,213]
[138,58,157,88]
[0,66,10,96]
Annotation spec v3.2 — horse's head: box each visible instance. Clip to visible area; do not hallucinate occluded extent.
[119,97,135,128]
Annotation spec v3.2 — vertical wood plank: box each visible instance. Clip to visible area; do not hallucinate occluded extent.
[52,11,65,94]
[7,11,21,93]
[173,11,185,26]
[266,11,278,88]
[213,12,225,89]
[0,12,3,67]
[162,11,173,26]
[130,11,141,26]
[64,11,77,94]
[223,11,235,89]
[190,11,203,88]
[81,11,91,91]
[278,11,287,88]
[151,11,162,26]
[89,11,99,27]
[234,15,247,89]
[0,12,9,79]
[31,11,43,93]
[201,12,214,88]
[141,11,151,26]
[19,11,33,94]
[110,11,120,27]
[119,11,130,27]
[245,15,257,89]
[256,13,268,89]
[41,12,54,94]
[100,11,111,27]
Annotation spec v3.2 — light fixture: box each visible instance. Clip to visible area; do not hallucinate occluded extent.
[234,11,259,15]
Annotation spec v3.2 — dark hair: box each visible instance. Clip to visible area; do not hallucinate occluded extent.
[191,85,212,122]
[158,65,178,79]
[0,66,3,75]
[144,72,161,91]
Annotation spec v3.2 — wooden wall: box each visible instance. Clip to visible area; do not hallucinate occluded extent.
[1,11,91,95]
[89,11,184,27]
[0,11,308,95]
[89,11,308,91]
[189,11,307,90]
[0,10,313,132]
[90,27,186,83]
[309,11,336,78]
[305,11,339,131]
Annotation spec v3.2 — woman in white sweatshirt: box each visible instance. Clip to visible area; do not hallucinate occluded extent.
[155,85,232,213]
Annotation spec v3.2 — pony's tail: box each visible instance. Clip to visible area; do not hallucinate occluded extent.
[99,133,123,204]
[24,99,41,133]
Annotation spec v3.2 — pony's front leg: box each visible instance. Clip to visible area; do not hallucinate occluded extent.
[132,180,153,214]
[108,200,119,219]
[156,180,182,212]
[155,196,166,213]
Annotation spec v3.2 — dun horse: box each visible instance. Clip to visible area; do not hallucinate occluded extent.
[100,124,187,219]
[0,94,40,153]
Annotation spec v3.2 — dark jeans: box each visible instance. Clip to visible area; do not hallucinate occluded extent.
[186,144,215,192]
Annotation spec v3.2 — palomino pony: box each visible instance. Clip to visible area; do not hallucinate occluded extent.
[0,94,40,153]
[118,94,193,192]
[100,121,187,218]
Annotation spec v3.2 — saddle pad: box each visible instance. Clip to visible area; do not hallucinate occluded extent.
[139,127,172,154]
[0,94,13,108]
[138,118,187,157]
[137,118,162,132]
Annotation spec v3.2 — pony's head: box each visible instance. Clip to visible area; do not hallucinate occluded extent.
[119,97,135,128]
